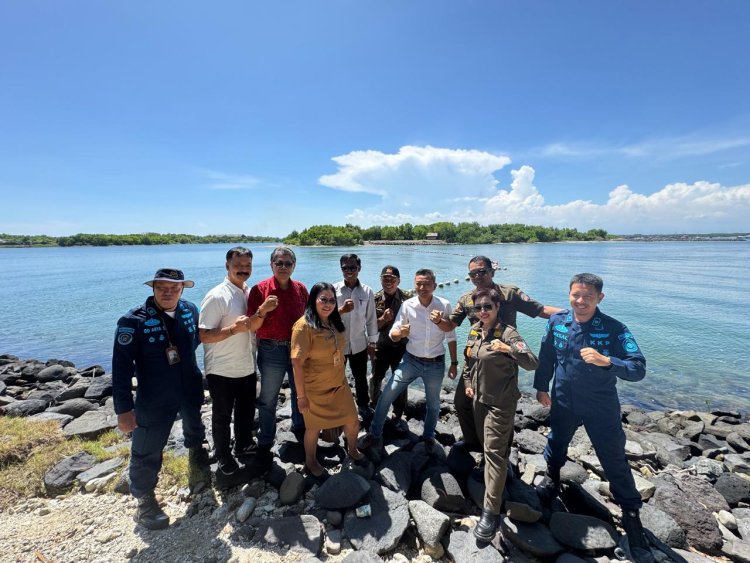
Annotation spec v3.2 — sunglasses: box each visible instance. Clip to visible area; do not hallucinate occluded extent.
[381,275,398,282]
[474,304,495,312]
[341,265,358,272]
[273,261,294,268]
[468,268,488,278]
[317,297,337,305]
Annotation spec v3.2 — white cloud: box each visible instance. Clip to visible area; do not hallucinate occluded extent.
[200,170,260,190]
[321,145,750,234]
[319,145,511,204]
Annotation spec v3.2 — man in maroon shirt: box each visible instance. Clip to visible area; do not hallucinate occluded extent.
[247,246,309,455]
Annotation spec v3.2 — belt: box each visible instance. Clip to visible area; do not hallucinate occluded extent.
[408,352,445,363]
[259,338,291,346]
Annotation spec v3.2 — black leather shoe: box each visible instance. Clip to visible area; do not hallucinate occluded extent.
[473,509,498,542]
[535,474,560,504]
[622,510,656,563]
[134,493,169,530]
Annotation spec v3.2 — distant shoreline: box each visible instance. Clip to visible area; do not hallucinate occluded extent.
[1,232,747,249]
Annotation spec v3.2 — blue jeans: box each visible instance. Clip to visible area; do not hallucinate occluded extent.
[256,340,304,446]
[370,351,445,439]
[129,402,205,499]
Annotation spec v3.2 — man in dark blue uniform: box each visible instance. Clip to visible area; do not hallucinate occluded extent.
[534,273,654,563]
[112,268,208,530]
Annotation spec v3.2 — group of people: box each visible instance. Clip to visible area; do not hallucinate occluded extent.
[111,247,654,563]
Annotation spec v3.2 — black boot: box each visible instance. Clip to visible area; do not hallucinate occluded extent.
[535,472,560,505]
[473,509,498,542]
[134,492,169,530]
[622,509,655,563]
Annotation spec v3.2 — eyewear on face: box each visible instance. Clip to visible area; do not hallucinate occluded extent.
[317,297,337,305]
[468,269,488,278]
[474,304,495,312]
[274,261,294,268]
[381,275,398,282]
[341,265,358,272]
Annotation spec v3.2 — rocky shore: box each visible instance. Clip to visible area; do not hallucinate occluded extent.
[2,353,750,563]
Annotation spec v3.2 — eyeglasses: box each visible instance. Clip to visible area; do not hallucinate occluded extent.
[273,261,294,268]
[341,265,358,272]
[381,275,398,282]
[468,268,488,278]
[474,304,495,312]
[317,297,337,305]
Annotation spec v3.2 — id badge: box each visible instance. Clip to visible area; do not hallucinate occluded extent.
[166,345,181,365]
[333,351,341,366]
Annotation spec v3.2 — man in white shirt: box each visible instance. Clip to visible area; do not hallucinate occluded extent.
[199,247,259,476]
[365,268,458,450]
[334,253,378,413]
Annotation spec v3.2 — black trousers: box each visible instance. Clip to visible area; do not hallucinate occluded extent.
[369,345,408,418]
[346,349,370,409]
[206,372,257,461]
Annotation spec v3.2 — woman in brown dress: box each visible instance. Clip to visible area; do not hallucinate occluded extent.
[291,282,365,480]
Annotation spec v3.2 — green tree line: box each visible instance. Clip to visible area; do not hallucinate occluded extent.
[283,222,609,245]
[0,233,280,247]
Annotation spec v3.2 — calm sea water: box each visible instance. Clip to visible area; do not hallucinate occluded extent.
[1,242,748,413]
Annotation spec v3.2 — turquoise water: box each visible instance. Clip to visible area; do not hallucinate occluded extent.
[1,241,748,412]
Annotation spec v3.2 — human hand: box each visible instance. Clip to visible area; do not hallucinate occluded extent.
[448,364,458,380]
[381,309,393,323]
[536,391,551,407]
[490,339,512,353]
[430,310,443,325]
[465,386,475,399]
[261,295,279,315]
[117,410,137,433]
[340,299,354,314]
[580,347,612,367]
[367,343,376,360]
[399,323,411,338]
[297,396,310,413]
[233,315,251,332]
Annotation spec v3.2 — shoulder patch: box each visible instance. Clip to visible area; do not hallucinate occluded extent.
[519,291,530,301]
[117,333,133,345]
[117,326,135,334]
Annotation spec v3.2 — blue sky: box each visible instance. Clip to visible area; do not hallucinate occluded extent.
[2,1,749,236]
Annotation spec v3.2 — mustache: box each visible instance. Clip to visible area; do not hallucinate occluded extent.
[236,272,251,276]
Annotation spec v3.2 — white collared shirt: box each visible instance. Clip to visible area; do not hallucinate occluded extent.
[334,280,378,355]
[390,295,456,358]
[199,278,257,377]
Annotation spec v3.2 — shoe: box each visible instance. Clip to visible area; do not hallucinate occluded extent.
[422,437,437,454]
[391,417,409,434]
[360,433,383,450]
[535,473,560,504]
[234,442,258,459]
[622,510,656,563]
[217,457,240,476]
[473,509,498,542]
[305,466,330,485]
[134,492,169,530]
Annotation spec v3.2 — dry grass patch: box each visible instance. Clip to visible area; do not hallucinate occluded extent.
[0,417,129,510]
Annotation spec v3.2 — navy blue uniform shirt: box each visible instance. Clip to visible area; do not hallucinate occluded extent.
[533,308,646,415]
[112,296,203,418]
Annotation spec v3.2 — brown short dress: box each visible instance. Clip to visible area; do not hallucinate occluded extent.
[290,318,358,430]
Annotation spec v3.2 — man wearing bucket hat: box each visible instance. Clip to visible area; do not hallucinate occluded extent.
[112,268,209,530]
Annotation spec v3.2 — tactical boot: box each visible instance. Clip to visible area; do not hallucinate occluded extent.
[473,509,498,542]
[134,492,169,530]
[535,472,560,505]
[622,509,656,563]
